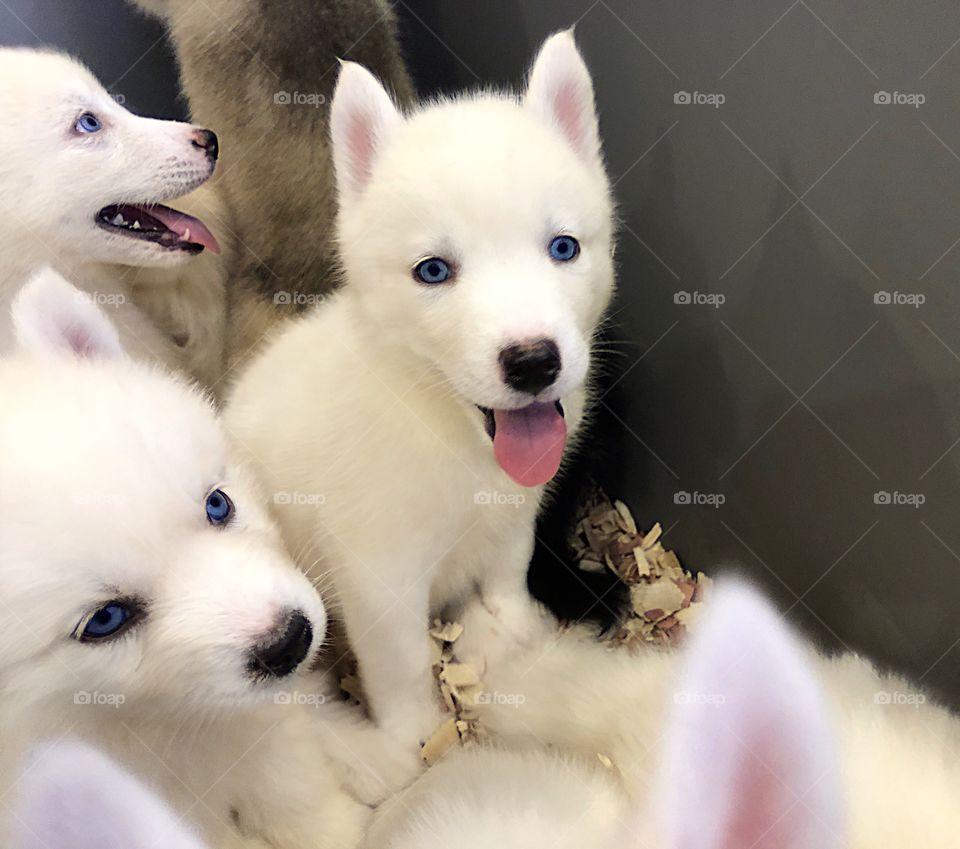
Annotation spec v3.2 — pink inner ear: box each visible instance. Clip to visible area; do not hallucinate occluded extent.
[347,113,378,190]
[722,729,801,849]
[56,314,98,358]
[552,77,586,153]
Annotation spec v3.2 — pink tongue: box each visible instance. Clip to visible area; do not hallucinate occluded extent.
[493,403,568,487]
[141,204,221,254]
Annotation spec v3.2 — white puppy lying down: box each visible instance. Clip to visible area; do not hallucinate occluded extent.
[367,582,960,849]
[0,270,409,849]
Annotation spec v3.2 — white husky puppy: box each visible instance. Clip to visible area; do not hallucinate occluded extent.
[227,31,615,748]
[367,583,960,849]
[0,48,225,385]
[0,270,410,849]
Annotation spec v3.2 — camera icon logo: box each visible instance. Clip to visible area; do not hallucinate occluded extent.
[274,291,292,305]
[874,291,892,304]
[874,91,892,105]
[874,491,892,505]
[674,91,692,105]
[274,90,292,105]
[674,491,692,505]
[674,291,692,305]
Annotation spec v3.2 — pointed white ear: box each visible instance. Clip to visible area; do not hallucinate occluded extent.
[330,61,402,199]
[9,742,210,849]
[525,30,601,161]
[659,581,845,849]
[11,268,124,360]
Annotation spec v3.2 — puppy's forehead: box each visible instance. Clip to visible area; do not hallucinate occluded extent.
[374,98,607,234]
[0,49,102,104]
[0,361,224,496]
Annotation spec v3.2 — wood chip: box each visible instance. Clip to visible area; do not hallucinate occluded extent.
[439,663,481,689]
[421,718,459,765]
[430,622,464,643]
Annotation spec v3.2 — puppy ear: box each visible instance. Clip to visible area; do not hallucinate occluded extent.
[331,61,402,199]
[9,742,210,849]
[11,268,124,360]
[657,580,846,849]
[525,29,601,162]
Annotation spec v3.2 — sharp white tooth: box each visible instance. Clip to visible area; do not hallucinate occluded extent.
[131,220,140,230]
[111,214,124,226]
[182,228,191,242]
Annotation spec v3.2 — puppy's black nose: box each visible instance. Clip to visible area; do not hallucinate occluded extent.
[500,339,562,396]
[191,128,219,161]
[248,611,313,679]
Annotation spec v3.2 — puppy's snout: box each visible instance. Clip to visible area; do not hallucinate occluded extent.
[191,128,219,161]
[247,610,313,680]
[499,338,562,396]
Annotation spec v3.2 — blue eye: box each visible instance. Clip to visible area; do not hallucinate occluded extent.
[78,602,132,641]
[549,235,580,262]
[414,257,452,285]
[205,488,234,526]
[75,112,103,134]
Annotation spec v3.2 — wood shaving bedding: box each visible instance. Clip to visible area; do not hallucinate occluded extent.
[421,622,486,765]
[570,488,711,650]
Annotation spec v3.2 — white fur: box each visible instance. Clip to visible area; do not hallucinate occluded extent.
[367,584,960,849]
[226,31,615,748]
[9,741,211,849]
[0,270,413,849]
[0,48,226,385]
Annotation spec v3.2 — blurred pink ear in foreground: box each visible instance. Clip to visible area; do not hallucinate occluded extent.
[11,267,124,360]
[658,580,846,849]
[9,741,209,849]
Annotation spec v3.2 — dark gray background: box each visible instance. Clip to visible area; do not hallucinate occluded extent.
[5,1,960,704]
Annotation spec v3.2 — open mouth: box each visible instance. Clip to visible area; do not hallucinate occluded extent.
[96,203,220,255]
[477,401,567,488]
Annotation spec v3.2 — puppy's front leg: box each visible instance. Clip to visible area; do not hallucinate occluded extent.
[480,533,555,644]
[339,564,444,750]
